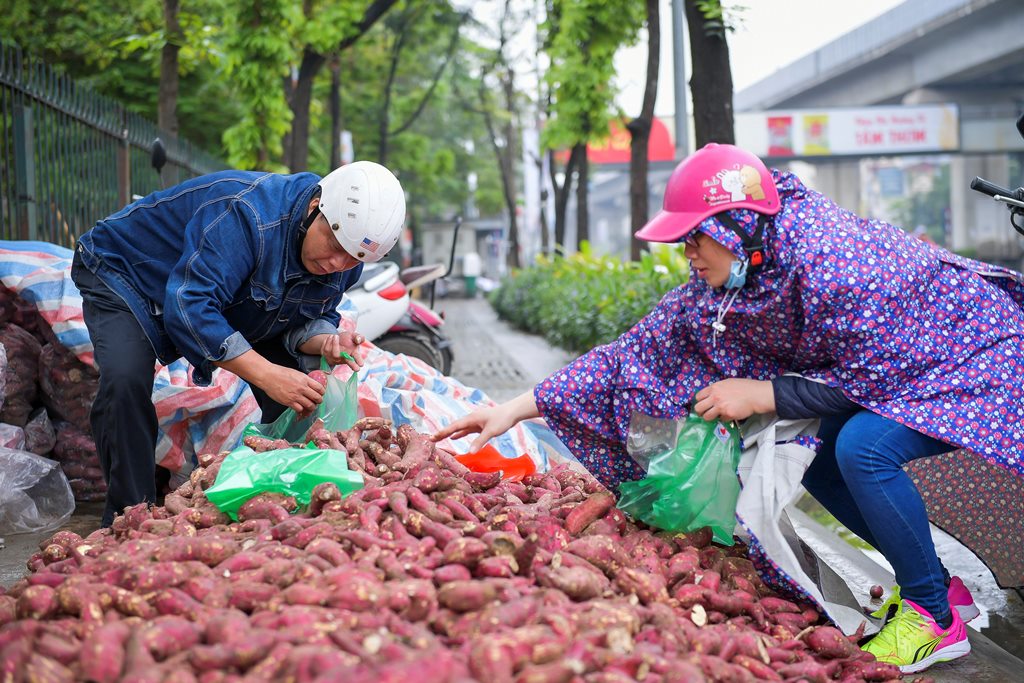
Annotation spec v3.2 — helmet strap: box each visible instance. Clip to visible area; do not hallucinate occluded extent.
[716,211,769,272]
[302,189,324,232]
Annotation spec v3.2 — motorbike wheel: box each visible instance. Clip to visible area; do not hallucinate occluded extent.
[439,347,453,376]
[376,332,446,374]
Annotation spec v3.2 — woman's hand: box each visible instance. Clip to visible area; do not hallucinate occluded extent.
[259,364,327,415]
[694,378,775,422]
[322,332,365,371]
[432,391,541,452]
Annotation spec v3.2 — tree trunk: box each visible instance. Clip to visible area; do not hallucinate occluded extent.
[684,0,734,146]
[378,26,405,167]
[281,0,397,171]
[574,142,589,249]
[551,146,580,253]
[329,54,342,170]
[627,0,660,261]
[539,173,551,256]
[285,49,326,172]
[501,72,520,269]
[158,0,181,139]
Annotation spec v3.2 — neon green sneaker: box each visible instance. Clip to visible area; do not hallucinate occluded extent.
[869,585,901,621]
[870,579,980,623]
[861,599,971,673]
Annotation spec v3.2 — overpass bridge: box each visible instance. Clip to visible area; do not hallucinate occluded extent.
[733,0,1024,263]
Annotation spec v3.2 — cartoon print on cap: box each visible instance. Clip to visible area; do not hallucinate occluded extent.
[721,170,745,201]
[740,165,766,200]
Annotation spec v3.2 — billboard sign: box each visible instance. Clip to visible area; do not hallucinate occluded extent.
[737,104,959,158]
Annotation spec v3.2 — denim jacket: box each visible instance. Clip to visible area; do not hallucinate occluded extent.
[76,170,363,385]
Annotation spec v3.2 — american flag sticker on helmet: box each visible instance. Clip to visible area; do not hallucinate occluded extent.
[361,237,380,252]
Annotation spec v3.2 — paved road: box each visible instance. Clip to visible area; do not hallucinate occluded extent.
[437,295,575,403]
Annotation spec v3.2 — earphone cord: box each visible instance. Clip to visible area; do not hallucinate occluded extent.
[712,288,742,348]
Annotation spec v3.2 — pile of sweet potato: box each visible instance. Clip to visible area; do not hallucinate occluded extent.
[52,421,107,502]
[0,418,929,683]
[0,293,103,502]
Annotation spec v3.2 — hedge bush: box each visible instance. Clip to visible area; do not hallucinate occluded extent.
[490,243,690,354]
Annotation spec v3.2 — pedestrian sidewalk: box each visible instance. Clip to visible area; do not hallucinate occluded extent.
[436,296,576,403]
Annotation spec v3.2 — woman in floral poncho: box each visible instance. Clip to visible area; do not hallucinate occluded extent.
[435,144,1024,674]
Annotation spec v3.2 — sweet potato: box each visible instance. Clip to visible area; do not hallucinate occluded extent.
[309,481,343,516]
[535,565,607,601]
[565,535,631,577]
[442,537,488,567]
[804,626,859,659]
[475,555,519,579]
[35,630,81,666]
[16,584,59,619]
[613,567,668,605]
[237,497,291,524]
[140,616,201,661]
[438,580,499,612]
[468,638,516,683]
[80,621,132,683]
[563,491,616,535]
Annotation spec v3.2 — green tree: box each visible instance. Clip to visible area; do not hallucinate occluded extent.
[542,0,644,251]
[0,0,240,158]
[626,0,659,261]
[280,0,396,172]
[220,0,300,169]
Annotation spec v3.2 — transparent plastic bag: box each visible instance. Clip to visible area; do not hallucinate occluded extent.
[241,357,357,445]
[619,412,742,545]
[0,447,75,534]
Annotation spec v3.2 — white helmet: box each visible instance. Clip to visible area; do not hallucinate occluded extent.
[317,161,406,263]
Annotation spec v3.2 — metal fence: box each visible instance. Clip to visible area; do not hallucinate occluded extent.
[0,42,227,247]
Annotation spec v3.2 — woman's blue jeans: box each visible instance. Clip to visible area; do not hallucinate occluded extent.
[801,410,956,624]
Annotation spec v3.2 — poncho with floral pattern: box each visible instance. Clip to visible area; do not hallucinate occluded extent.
[535,171,1024,492]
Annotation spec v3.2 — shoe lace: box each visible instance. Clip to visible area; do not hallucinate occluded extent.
[870,606,928,653]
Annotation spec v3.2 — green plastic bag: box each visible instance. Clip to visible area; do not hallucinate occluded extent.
[240,356,358,445]
[618,412,742,545]
[207,355,363,520]
[205,445,364,520]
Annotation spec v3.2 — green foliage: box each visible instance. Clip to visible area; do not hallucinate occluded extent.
[490,243,690,353]
[0,0,518,223]
[221,0,300,169]
[327,5,504,222]
[542,0,645,151]
[890,163,951,245]
[694,0,746,36]
[298,1,365,55]
[0,0,239,158]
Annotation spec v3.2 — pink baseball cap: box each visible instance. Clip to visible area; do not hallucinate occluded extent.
[636,143,781,243]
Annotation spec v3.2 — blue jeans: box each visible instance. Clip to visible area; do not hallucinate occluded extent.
[801,410,956,624]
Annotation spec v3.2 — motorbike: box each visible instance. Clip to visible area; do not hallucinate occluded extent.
[970,112,1024,237]
[347,260,454,375]
[347,216,464,376]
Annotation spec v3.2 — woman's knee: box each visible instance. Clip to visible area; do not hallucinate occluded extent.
[833,413,905,480]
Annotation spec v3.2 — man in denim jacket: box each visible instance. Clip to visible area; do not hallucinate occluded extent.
[72,161,406,526]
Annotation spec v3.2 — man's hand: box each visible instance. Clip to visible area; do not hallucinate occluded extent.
[322,332,365,371]
[694,378,775,422]
[259,365,326,415]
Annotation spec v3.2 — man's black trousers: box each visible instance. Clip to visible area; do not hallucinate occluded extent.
[71,253,296,526]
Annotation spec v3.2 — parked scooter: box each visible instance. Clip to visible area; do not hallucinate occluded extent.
[971,112,1024,237]
[347,259,454,376]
